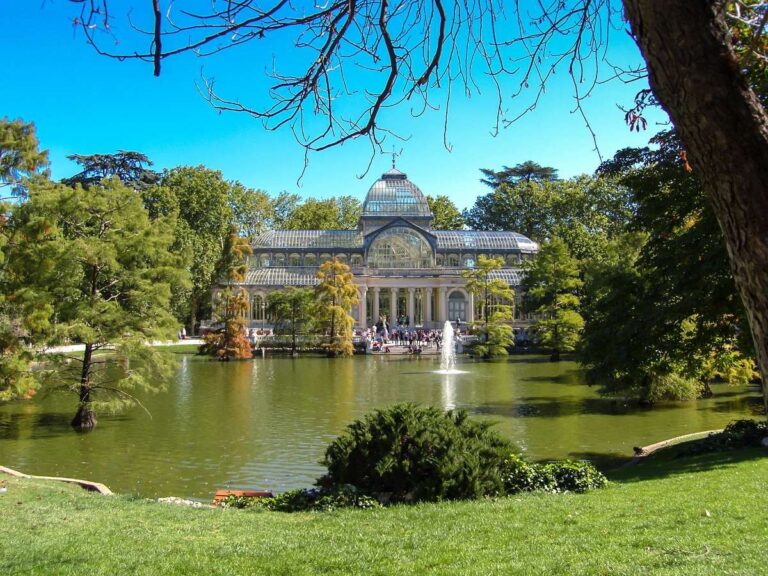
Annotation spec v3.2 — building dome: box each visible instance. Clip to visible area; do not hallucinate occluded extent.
[361,168,433,218]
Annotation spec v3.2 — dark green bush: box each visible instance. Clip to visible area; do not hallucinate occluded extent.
[501,455,607,494]
[320,403,513,503]
[678,419,768,457]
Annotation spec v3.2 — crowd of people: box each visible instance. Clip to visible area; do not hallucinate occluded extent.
[358,317,462,354]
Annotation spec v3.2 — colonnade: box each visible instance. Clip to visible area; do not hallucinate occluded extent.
[357,285,474,330]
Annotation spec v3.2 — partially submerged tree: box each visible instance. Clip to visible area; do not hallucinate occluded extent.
[3,177,186,430]
[315,258,359,357]
[462,255,515,358]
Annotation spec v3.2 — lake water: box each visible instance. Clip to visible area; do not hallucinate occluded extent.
[0,352,761,499]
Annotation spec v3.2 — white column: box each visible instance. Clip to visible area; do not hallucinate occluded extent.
[372,287,380,324]
[407,288,415,327]
[425,288,433,328]
[389,287,398,324]
[439,287,448,324]
[359,286,368,328]
[468,291,475,323]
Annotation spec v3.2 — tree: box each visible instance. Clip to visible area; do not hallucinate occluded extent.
[2,177,186,430]
[228,183,273,240]
[282,196,362,230]
[268,287,317,355]
[65,1,768,415]
[581,132,756,401]
[426,195,464,230]
[315,258,359,357]
[479,161,559,188]
[523,238,584,362]
[161,166,233,335]
[270,192,301,229]
[463,176,633,259]
[0,118,49,198]
[201,226,253,360]
[62,151,159,190]
[462,255,515,358]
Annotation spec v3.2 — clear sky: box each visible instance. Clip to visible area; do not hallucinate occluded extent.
[3,2,665,211]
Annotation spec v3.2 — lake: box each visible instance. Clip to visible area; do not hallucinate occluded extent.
[0,352,761,499]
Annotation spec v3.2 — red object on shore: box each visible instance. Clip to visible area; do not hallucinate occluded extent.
[213,489,273,505]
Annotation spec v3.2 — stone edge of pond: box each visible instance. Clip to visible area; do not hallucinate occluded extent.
[0,464,113,495]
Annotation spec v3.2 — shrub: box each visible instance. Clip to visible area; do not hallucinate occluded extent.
[223,486,381,512]
[501,455,607,494]
[320,403,513,503]
[544,460,608,493]
[678,419,768,457]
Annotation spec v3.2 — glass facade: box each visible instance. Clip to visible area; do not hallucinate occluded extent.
[367,227,434,269]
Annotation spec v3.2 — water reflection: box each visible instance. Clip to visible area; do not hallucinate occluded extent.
[0,354,761,499]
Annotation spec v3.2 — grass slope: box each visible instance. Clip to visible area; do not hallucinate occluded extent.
[1,448,766,576]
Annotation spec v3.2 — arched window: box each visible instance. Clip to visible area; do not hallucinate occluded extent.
[274,253,286,266]
[448,291,467,322]
[320,253,332,263]
[436,254,445,266]
[447,253,460,267]
[288,253,301,267]
[259,254,270,267]
[251,294,267,320]
[304,253,317,267]
[462,255,476,268]
[506,254,518,266]
[367,227,434,269]
[336,253,348,264]
[350,254,363,267]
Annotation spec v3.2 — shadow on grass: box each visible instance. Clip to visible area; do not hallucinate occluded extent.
[609,446,767,484]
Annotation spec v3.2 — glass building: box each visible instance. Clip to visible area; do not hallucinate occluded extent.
[231,167,538,329]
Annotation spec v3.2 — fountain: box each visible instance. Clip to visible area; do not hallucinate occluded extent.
[435,320,467,375]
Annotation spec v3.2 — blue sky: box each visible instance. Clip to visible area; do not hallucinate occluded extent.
[3,2,665,211]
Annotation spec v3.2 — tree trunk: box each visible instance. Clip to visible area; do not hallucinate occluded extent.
[190,292,198,337]
[623,0,768,417]
[71,343,97,431]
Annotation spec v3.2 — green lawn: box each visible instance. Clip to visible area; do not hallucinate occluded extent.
[1,448,766,576]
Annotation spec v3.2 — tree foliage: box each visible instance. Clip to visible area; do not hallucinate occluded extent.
[462,255,515,358]
[201,226,253,360]
[0,118,49,198]
[282,196,362,230]
[480,161,558,188]
[2,177,186,429]
[160,166,234,334]
[426,195,464,230]
[62,151,159,190]
[523,237,584,361]
[463,175,634,262]
[581,132,756,400]
[315,258,359,357]
[268,287,317,355]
